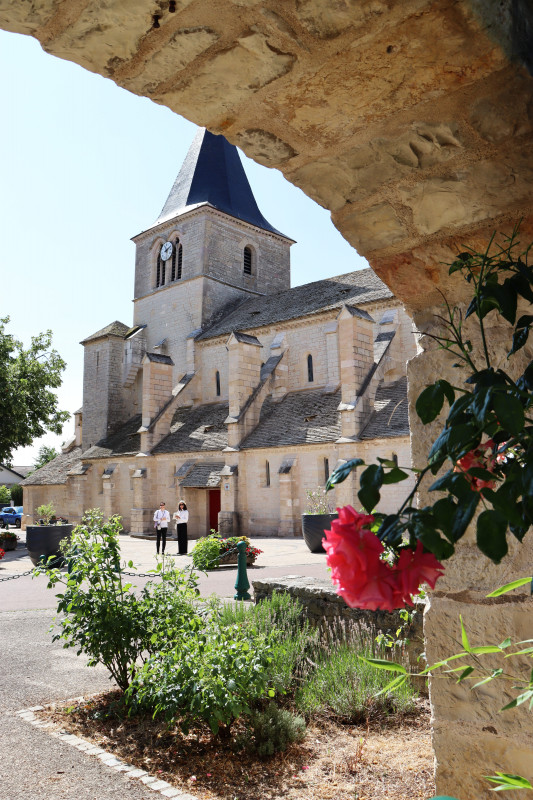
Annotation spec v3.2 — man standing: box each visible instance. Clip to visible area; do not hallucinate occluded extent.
[153,502,170,555]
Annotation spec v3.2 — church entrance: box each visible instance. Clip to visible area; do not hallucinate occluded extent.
[208,489,221,533]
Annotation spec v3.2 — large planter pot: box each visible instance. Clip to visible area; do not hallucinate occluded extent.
[301,513,337,553]
[0,536,17,551]
[26,525,74,567]
[219,550,256,567]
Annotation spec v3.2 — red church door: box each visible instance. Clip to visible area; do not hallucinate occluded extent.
[209,489,221,532]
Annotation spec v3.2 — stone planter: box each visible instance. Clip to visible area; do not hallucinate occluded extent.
[219,550,255,567]
[0,536,17,551]
[301,513,337,553]
[26,525,74,567]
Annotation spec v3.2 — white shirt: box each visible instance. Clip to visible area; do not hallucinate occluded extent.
[173,509,189,523]
[153,508,170,528]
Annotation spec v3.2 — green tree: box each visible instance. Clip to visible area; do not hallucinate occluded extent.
[33,445,59,472]
[10,484,23,505]
[0,317,69,464]
[0,485,10,505]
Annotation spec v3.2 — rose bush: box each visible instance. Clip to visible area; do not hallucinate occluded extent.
[325,229,533,609]
[323,506,443,611]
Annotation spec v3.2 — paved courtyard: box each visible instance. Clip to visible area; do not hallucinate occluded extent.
[0,531,328,799]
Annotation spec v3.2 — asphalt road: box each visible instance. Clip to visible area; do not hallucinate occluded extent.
[0,533,328,799]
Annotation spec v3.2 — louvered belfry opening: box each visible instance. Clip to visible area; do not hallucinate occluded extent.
[177,243,183,279]
[243,246,252,275]
[156,251,161,287]
[171,239,183,281]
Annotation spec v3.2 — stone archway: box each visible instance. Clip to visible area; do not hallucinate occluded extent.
[2,1,533,795]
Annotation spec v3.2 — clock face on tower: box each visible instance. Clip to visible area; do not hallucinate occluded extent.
[161,241,173,261]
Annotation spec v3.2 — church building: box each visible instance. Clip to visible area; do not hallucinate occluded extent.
[23,128,417,539]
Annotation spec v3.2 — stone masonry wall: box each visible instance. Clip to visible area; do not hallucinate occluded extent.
[252,575,425,672]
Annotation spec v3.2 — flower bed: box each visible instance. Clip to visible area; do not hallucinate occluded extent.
[191,533,263,571]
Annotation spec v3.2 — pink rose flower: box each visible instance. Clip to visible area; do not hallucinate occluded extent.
[323,506,445,611]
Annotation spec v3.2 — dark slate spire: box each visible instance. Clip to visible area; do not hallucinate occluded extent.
[155,128,286,237]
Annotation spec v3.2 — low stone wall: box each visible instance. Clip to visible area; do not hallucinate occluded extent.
[252,574,425,672]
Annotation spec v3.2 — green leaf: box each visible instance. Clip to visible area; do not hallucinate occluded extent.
[460,616,470,652]
[477,510,508,563]
[358,464,383,513]
[501,690,533,711]
[493,393,525,437]
[358,656,407,673]
[457,666,474,682]
[487,577,533,597]
[469,645,503,655]
[416,383,445,424]
[373,674,408,697]
[451,492,480,542]
[485,773,533,791]
[381,467,409,484]
[326,458,364,490]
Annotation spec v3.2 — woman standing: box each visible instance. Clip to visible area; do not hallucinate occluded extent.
[153,502,170,555]
[173,501,189,555]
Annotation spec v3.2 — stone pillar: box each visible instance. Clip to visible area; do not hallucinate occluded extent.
[408,313,533,799]
[337,304,374,439]
[130,467,152,536]
[324,321,340,392]
[278,458,299,537]
[218,464,239,536]
[102,465,118,520]
[226,331,263,448]
[141,353,174,429]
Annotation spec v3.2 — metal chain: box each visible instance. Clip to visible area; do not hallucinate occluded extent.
[0,569,35,583]
[0,546,244,583]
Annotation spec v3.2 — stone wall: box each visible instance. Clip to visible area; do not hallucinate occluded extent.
[252,575,425,671]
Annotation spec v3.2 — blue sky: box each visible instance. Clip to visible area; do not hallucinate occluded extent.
[0,29,367,467]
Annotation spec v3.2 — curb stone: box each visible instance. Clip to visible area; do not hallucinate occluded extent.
[14,703,197,800]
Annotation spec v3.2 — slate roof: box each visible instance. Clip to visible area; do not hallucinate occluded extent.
[145,352,174,364]
[82,415,142,459]
[154,128,288,238]
[359,377,409,440]
[197,268,393,341]
[22,447,83,486]
[152,403,229,454]
[80,321,130,344]
[180,462,225,488]
[241,389,342,449]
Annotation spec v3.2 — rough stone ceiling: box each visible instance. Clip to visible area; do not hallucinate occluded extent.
[1,0,533,314]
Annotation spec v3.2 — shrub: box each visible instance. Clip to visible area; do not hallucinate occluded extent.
[191,533,223,570]
[10,483,23,505]
[295,641,416,722]
[214,592,318,694]
[247,703,306,756]
[127,619,275,734]
[0,485,10,505]
[36,502,55,524]
[36,509,201,690]
[191,532,262,570]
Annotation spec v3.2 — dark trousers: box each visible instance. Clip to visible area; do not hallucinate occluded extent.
[177,523,188,554]
[156,527,167,554]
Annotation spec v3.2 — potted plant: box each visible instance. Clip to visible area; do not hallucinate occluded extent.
[301,489,337,553]
[25,502,74,567]
[191,532,263,570]
[0,530,19,551]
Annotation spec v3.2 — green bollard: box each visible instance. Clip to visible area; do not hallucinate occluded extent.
[234,540,251,601]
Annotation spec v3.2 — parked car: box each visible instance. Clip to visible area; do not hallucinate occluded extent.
[0,506,23,529]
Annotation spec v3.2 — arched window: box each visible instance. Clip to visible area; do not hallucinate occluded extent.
[307,354,314,383]
[324,457,330,484]
[177,242,183,280]
[265,460,270,487]
[215,370,221,397]
[243,246,252,275]
[171,239,183,281]
[156,250,161,288]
